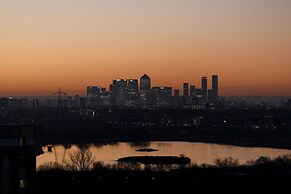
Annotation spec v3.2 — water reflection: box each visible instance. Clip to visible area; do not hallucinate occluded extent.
[37,142,291,168]
[127,141,151,148]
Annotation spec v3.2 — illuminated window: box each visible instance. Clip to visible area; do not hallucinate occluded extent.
[20,180,26,189]
[19,138,24,146]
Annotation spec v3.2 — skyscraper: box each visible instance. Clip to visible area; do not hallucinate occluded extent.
[190,85,195,97]
[112,79,128,107]
[152,86,172,108]
[212,75,219,102]
[201,76,208,101]
[127,79,139,107]
[128,79,139,95]
[183,83,189,97]
[87,86,100,108]
[140,74,151,107]
[140,74,151,91]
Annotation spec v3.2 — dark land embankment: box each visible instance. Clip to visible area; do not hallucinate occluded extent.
[34,167,291,194]
[3,108,291,149]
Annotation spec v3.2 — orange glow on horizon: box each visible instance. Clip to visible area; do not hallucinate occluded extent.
[1,0,291,96]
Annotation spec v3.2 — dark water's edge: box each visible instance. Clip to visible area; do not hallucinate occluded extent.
[40,133,291,151]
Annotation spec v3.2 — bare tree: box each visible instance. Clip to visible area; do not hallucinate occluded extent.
[37,162,65,171]
[64,148,95,171]
[214,157,239,168]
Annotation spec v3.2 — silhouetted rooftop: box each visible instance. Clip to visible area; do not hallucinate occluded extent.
[141,74,150,79]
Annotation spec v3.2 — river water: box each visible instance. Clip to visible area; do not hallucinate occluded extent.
[36,141,291,167]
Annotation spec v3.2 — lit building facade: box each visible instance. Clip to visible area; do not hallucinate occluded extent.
[86,86,101,108]
[140,74,151,108]
[212,75,219,102]
[201,77,208,102]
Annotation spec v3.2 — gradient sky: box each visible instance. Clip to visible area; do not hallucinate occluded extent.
[1,0,291,96]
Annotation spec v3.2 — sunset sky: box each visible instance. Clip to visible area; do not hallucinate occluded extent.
[1,0,291,96]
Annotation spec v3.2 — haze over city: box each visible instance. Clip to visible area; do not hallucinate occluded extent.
[1,0,291,96]
[2,1,291,194]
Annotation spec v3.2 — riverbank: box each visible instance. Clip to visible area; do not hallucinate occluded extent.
[39,128,291,150]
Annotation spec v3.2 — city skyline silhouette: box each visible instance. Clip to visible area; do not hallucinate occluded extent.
[1,1,291,194]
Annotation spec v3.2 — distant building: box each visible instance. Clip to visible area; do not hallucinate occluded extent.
[32,98,39,109]
[109,84,113,94]
[45,98,53,107]
[79,96,86,107]
[212,75,219,102]
[0,97,9,111]
[127,79,139,107]
[8,97,17,109]
[19,98,29,109]
[174,90,181,108]
[67,96,73,108]
[208,89,213,103]
[284,99,291,109]
[183,83,189,97]
[174,90,180,97]
[195,88,204,104]
[140,74,151,108]
[152,86,173,108]
[74,95,80,107]
[112,79,128,107]
[201,77,208,102]
[100,90,111,107]
[190,85,195,97]
[87,86,101,108]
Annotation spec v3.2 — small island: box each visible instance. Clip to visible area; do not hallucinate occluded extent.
[135,148,159,152]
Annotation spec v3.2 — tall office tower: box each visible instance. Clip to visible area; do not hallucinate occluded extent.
[183,83,189,97]
[152,87,173,108]
[201,76,208,101]
[127,79,139,107]
[87,86,100,108]
[112,79,128,107]
[109,84,113,93]
[128,79,139,95]
[212,75,219,102]
[140,74,151,107]
[190,85,195,97]
[100,88,111,107]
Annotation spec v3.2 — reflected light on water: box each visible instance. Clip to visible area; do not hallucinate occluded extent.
[37,142,291,167]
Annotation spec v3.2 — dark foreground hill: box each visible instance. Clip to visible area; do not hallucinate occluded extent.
[34,168,291,194]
